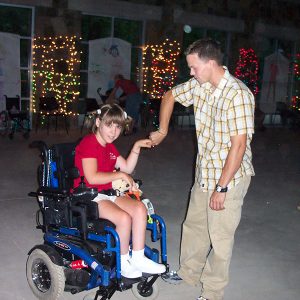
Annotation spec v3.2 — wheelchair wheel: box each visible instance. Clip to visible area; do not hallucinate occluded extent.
[131,280,159,300]
[26,248,65,300]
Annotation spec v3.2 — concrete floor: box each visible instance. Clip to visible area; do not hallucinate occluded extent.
[0,126,299,300]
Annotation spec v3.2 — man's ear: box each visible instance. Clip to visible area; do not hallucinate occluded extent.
[208,59,216,67]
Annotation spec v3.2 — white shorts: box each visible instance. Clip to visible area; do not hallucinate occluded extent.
[92,193,117,203]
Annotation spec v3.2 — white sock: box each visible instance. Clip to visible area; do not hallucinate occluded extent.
[131,248,145,260]
[121,252,130,265]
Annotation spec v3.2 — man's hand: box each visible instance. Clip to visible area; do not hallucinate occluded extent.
[209,191,226,210]
[149,130,167,146]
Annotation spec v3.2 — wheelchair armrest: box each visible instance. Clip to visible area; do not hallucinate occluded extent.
[72,187,98,202]
[31,187,69,198]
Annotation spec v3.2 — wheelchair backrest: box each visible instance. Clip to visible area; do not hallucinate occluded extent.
[33,141,79,190]
[31,140,102,234]
[50,142,79,191]
[4,95,21,111]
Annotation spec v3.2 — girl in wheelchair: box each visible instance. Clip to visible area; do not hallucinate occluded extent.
[74,103,166,279]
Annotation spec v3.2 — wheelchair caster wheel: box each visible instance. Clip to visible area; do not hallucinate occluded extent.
[26,248,65,300]
[131,280,159,300]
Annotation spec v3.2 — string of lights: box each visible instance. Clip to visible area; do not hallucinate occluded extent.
[235,48,259,96]
[142,39,181,99]
[32,36,81,116]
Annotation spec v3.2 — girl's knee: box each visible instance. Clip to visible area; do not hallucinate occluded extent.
[134,201,147,218]
[117,211,132,227]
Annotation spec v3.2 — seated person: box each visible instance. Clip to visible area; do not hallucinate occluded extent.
[74,103,166,278]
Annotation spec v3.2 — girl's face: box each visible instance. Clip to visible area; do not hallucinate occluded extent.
[96,119,122,145]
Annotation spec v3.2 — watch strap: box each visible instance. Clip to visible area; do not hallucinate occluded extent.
[215,184,228,193]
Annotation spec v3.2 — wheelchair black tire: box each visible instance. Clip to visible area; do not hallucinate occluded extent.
[26,248,65,300]
[131,280,159,300]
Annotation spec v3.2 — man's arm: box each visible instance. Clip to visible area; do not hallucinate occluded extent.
[149,90,175,145]
[209,134,247,211]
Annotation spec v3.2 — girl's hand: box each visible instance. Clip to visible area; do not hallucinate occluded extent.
[134,139,152,151]
[120,172,136,191]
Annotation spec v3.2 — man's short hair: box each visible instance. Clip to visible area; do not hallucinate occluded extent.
[185,38,223,65]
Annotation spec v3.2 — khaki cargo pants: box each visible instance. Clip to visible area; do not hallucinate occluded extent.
[177,176,251,300]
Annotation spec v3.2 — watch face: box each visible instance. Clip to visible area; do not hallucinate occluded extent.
[216,184,227,192]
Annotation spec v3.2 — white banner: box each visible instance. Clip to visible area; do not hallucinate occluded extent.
[0,32,21,111]
[88,37,131,102]
[260,51,289,113]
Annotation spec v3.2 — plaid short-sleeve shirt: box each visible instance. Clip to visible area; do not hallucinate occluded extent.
[172,67,255,191]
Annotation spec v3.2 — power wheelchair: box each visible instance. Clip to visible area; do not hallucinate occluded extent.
[26,140,168,300]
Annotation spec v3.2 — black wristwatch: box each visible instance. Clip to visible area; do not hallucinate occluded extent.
[215,184,228,193]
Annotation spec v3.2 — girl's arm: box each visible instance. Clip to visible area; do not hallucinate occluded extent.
[82,158,134,187]
[115,139,152,174]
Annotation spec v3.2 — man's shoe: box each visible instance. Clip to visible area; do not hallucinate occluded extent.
[161,270,183,285]
[196,296,209,300]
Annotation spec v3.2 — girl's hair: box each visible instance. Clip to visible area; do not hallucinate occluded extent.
[86,103,127,133]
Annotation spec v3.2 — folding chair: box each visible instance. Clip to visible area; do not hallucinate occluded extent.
[36,97,69,134]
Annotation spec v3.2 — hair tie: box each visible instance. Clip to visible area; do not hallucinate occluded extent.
[124,111,127,119]
[97,109,101,115]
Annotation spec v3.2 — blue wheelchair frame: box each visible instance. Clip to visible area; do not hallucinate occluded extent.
[27,141,168,300]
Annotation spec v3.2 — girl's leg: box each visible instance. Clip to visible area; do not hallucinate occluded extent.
[97,199,132,254]
[96,198,145,278]
[115,196,147,251]
[115,196,166,274]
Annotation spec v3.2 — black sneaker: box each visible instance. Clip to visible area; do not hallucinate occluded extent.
[196,296,209,300]
[161,270,183,285]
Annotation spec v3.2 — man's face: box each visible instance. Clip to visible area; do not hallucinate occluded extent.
[186,53,212,84]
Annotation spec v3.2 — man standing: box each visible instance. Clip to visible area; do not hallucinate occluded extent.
[150,38,255,300]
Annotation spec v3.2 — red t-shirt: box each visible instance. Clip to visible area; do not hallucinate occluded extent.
[115,79,139,95]
[74,134,119,191]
